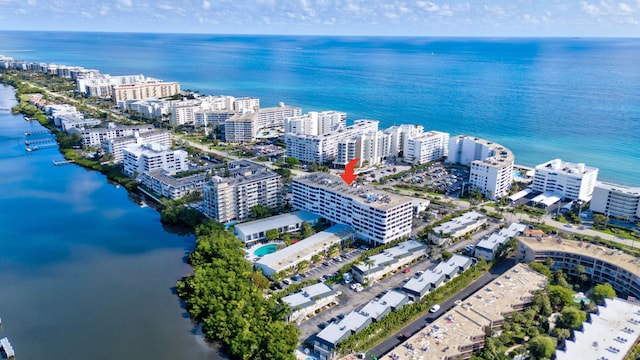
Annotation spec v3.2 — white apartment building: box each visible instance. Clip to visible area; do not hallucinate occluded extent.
[111,80,181,103]
[383,124,424,158]
[194,110,235,128]
[122,142,188,178]
[120,98,169,119]
[285,120,379,164]
[233,97,260,113]
[429,210,487,245]
[291,173,413,244]
[225,113,257,143]
[532,159,599,202]
[76,74,146,97]
[256,104,301,130]
[334,130,393,168]
[202,160,282,223]
[448,135,515,200]
[199,95,235,111]
[284,111,346,136]
[69,123,155,147]
[138,170,206,200]
[403,130,449,165]
[590,181,640,221]
[103,130,172,163]
[60,117,102,132]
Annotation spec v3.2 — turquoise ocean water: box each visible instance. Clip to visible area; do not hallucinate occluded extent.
[1,31,638,184]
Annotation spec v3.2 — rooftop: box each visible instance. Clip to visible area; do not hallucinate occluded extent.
[144,170,205,187]
[352,240,426,273]
[476,223,526,251]
[556,297,640,360]
[595,181,640,195]
[234,211,322,241]
[293,173,412,211]
[536,158,598,176]
[382,263,547,360]
[255,224,354,273]
[518,236,640,276]
[317,311,370,345]
[452,135,515,168]
[432,210,486,236]
[281,282,335,310]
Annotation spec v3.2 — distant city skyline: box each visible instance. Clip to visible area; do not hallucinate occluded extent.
[0,0,638,37]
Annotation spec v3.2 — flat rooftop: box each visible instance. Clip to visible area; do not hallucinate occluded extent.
[453,135,515,168]
[432,210,486,235]
[352,240,426,273]
[476,223,526,251]
[382,263,547,360]
[255,224,354,273]
[518,236,640,276]
[234,211,322,240]
[536,158,598,175]
[596,181,640,195]
[556,297,640,360]
[293,173,413,211]
[281,282,335,310]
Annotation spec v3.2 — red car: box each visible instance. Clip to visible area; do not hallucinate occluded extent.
[402,268,410,274]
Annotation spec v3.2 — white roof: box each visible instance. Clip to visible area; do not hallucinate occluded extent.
[353,240,425,272]
[432,210,485,235]
[403,270,445,294]
[508,188,533,202]
[281,282,335,309]
[556,298,640,360]
[476,223,526,251]
[433,254,471,277]
[256,224,353,273]
[360,290,407,319]
[317,311,370,344]
[234,211,321,240]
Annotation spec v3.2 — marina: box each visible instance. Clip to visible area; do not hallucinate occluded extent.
[53,159,75,166]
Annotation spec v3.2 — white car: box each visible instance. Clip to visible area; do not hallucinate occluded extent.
[282,278,292,285]
[430,304,441,313]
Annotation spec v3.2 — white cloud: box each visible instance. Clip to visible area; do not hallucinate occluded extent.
[202,0,211,10]
[619,2,634,12]
[118,0,133,7]
[27,0,37,5]
[581,1,601,15]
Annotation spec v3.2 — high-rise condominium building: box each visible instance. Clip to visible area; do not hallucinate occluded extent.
[291,173,413,244]
[448,135,514,200]
[202,160,282,223]
[532,159,598,202]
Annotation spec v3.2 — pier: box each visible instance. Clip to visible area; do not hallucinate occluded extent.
[24,130,51,137]
[26,143,58,152]
[0,337,15,358]
[53,160,75,166]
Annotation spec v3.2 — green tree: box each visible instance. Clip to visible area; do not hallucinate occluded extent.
[251,204,272,219]
[265,229,279,241]
[441,250,453,261]
[557,307,587,330]
[284,156,300,166]
[589,283,617,305]
[593,213,608,229]
[528,262,552,280]
[548,285,575,311]
[527,336,556,360]
[300,222,315,239]
[296,260,310,274]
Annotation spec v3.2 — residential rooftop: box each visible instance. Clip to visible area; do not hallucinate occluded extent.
[452,135,515,169]
[281,282,335,311]
[476,223,526,251]
[382,263,547,360]
[518,236,640,276]
[293,173,412,211]
[234,211,322,243]
[556,297,640,360]
[352,240,426,273]
[432,210,486,236]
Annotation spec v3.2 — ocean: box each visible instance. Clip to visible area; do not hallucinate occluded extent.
[1,31,638,185]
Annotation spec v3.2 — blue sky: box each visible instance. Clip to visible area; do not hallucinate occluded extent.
[0,0,638,36]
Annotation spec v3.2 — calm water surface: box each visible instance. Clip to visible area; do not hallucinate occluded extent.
[0,85,221,359]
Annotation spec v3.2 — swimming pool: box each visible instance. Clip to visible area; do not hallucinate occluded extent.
[253,243,278,257]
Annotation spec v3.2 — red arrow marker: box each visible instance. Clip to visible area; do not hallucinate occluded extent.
[340,158,360,185]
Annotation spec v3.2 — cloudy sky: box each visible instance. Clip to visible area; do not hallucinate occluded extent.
[0,0,638,36]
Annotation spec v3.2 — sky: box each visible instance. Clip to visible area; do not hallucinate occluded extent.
[0,0,638,37]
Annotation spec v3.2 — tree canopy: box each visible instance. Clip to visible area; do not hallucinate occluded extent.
[589,283,617,305]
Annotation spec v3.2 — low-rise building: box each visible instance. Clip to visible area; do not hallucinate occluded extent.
[556,297,640,360]
[517,236,640,299]
[69,123,155,147]
[103,129,171,163]
[429,211,487,246]
[314,290,408,359]
[474,223,526,261]
[255,224,354,278]
[402,254,473,300]
[281,283,338,325]
[60,117,101,132]
[590,181,640,222]
[138,170,206,200]
[234,211,322,244]
[381,263,547,360]
[351,240,427,284]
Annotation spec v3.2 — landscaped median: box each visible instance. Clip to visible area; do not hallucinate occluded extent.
[335,258,489,357]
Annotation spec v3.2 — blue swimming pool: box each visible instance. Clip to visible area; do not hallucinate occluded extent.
[253,244,278,257]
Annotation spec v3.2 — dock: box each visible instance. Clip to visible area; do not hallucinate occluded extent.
[53,160,75,166]
[0,337,15,358]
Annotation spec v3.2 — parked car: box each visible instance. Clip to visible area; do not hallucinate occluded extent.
[323,261,331,266]
[430,304,441,313]
[282,278,292,285]
[333,256,342,262]
[291,275,301,281]
[318,322,329,329]
[416,270,425,276]
[402,267,411,274]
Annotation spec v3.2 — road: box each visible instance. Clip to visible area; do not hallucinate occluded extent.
[363,259,517,360]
